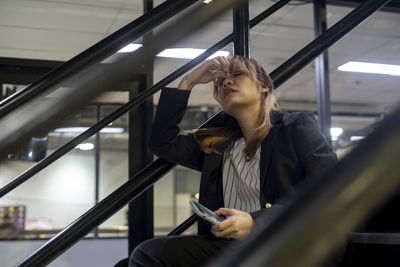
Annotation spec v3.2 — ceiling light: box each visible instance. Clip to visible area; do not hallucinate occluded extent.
[54,127,124,134]
[117,44,230,59]
[203,0,213,4]
[330,127,343,137]
[157,48,229,59]
[350,136,365,141]
[338,61,400,76]
[76,143,94,151]
[117,43,142,53]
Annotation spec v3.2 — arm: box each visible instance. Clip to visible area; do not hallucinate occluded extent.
[149,88,204,170]
[292,112,338,175]
[149,57,231,170]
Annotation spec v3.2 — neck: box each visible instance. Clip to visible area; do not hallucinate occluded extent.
[230,105,261,142]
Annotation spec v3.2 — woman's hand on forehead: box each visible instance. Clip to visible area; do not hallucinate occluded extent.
[178,57,231,90]
[212,56,230,73]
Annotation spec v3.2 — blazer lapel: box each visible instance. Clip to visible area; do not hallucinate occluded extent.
[260,111,283,192]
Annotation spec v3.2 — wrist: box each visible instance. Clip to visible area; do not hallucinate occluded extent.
[178,74,195,90]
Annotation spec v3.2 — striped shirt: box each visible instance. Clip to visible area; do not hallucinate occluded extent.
[222,137,261,213]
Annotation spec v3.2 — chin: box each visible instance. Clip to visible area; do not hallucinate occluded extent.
[222,104,234,116]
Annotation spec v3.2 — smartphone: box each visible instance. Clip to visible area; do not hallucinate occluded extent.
[190,200,224,225]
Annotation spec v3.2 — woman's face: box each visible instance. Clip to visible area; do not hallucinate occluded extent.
[215,71,265,116]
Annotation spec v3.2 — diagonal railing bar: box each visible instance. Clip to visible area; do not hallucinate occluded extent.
[0,0,292,198]
[14,0,245,265]
[15,111,225,267]
[0,0,198,119]
[270,0,391,89]
[0,35,233,199]
[208,72,399,267]
[15,0,389,264]
[0,1,246,157]
[8,0,392,265]
[164,0,393,242]
[249,0,291,28]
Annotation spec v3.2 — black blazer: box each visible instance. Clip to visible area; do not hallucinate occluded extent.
[150,88,337,235]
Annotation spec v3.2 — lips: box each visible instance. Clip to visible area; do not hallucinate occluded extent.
[223,88,237,97]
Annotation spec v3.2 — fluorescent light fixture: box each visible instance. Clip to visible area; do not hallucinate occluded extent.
[55,127,124,134]
[330,127,343,137]
[117,44,230,59]
[203,0,213,3]
[157,48,229,59]
[76,143,94,151]
[338,61,400,76]
[350,136,365,141]
[117,43,142,53]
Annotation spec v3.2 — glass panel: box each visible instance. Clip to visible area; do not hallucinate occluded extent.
[0,106,97,240]
[98,104,129,238]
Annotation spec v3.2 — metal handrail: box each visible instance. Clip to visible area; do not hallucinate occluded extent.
[15,0,391,264]
[169,0,393,242]
[270,0,390,88]
[208,69,398,267]
[13,0,244,265]
[0,0,292,199]
[0,0,197,119]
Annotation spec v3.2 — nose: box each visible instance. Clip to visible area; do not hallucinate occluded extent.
[223,76,233,88]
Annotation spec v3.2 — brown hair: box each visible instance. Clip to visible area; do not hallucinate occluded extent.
[193,56,279,159]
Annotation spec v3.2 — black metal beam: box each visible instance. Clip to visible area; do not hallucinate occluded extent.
[0,0,287,200]
[15,0,390,263]
[0,61,60,86]
[128,76,154,252]
[249,0,292,28]
[314,0,332,143]
[128,0,155,252]
[168,215,197,236]
[269,0,391,89]
[0,0,198,119]
[94,104,101,238]
[233,0,250,57]
[327,0,400,13]
[13,1,245,265]
[0,36,233,199]
[207,80,400,267]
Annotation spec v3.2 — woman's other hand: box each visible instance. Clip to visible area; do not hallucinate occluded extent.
[210,208,255,240]
[178,56,230,90]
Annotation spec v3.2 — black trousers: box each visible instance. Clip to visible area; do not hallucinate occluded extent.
[129,235,234,267]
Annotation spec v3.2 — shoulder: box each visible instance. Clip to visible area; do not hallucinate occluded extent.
[272,110,317,127]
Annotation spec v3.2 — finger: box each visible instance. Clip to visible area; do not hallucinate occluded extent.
[213,215,240,233]
[211,71,227,81]
[211,216,231,232]
[212,224,238,239]
[215,208,236,216]
[208,59,223,72]
[213,56,230,73]
[219,56,230,73]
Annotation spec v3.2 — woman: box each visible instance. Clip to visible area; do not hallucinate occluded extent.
[129,56,337,267]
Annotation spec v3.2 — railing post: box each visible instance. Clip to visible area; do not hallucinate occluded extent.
[94,104,101,238]
[128,0,155,254]
[233,0,250,57]
[314,0,332,144]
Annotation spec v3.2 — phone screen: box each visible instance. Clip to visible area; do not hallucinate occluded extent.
[190,200,224,224]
